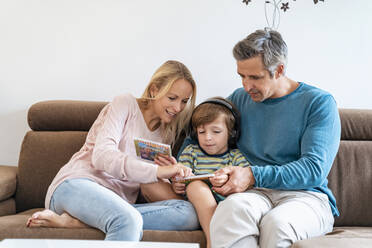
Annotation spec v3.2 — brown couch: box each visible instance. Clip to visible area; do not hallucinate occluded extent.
[1,100,372,248]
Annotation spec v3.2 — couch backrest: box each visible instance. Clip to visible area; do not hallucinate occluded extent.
[15,102,372,227]
[329,109,372,226]
[15,101,107,212]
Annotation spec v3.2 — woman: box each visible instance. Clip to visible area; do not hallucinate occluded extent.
[26,60,199,241]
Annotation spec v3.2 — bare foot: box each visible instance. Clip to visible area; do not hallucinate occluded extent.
[26,209,88,228]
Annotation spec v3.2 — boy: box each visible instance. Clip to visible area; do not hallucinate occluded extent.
[173,97,251,248]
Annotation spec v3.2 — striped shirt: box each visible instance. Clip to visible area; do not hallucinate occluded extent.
[179,144,250,174]
[179,144,250,202]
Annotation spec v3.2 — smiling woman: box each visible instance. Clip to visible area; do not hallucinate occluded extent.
[26,60,200,241]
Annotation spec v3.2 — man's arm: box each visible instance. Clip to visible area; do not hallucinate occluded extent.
[214,95,341,195]
[251,95,341,190]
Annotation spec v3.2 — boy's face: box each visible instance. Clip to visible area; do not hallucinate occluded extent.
[197,114,229,155]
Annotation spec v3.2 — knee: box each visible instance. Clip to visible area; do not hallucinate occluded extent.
[261,213,290,233]
[260,213,294,247]
[186,180,209,197]
[107,208,143,239]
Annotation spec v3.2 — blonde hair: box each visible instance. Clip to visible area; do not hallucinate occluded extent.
[138,60,196,148]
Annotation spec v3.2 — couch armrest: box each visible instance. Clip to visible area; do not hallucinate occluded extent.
[0,165,17,202]
[0,198,16,216]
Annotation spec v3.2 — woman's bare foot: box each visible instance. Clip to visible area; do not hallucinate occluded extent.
[26,209,88,228]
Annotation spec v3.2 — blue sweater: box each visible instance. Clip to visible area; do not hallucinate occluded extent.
[228,83,341,216]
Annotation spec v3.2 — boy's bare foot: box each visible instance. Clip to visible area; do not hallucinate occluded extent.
[26,209,88,228]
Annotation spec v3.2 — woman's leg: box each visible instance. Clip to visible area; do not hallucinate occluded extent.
[133,199,200,231]
[29,178,143,241]
[186,180,217,248]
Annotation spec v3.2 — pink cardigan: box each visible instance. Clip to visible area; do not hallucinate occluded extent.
[45,93,162,209]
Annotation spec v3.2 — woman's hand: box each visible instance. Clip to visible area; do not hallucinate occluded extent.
[154,154,177,166]
[156,163,192,179]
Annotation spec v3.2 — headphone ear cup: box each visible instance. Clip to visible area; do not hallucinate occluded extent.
[231,130,237,139]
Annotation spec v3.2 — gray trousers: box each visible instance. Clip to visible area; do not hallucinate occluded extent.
[210,188,334,248]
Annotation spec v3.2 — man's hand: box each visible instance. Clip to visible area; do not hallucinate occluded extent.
[212,166,255,196]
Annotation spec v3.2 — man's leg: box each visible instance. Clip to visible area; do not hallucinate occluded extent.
[210,190,273,248]
[259,190,334,248]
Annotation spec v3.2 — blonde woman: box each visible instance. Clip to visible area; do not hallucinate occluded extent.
[26,60,199,241]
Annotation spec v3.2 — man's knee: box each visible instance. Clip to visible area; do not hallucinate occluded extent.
[260,212,295,248]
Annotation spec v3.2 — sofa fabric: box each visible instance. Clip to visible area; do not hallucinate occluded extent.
[1,100,372,247]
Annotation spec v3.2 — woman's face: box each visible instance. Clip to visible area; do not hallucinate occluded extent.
[152,79,193,124]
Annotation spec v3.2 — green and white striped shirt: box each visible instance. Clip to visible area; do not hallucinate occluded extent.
[179,144,250,176]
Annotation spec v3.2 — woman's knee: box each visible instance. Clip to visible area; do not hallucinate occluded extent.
[106,208,143,240]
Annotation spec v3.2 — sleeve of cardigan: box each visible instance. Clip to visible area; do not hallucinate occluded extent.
[91,94,158,184]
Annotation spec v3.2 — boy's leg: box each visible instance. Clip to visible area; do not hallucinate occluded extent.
[140,180,183,202]
[186,180,218,248]
[133,199,199,231]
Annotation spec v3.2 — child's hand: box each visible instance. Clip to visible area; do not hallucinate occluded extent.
[171,180,187,194]
[209,171,229,187]
[154,154,177,166]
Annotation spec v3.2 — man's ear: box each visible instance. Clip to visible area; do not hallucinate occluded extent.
[275,64,285,79]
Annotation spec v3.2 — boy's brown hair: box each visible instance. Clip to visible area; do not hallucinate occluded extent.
[191,97,239,147]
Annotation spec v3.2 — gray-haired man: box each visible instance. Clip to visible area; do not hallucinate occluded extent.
[209,29,341,248]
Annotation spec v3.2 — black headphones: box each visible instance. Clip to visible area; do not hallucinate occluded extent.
[189,97,241,148]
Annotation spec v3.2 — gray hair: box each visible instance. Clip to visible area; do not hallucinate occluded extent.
[233,28,288,77]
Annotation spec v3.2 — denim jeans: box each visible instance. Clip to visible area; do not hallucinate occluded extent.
[50,178,199,241]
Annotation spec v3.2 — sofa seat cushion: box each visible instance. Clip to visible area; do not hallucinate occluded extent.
[292,227,372,248]
[0,208,206,247]
[0,209,104,240]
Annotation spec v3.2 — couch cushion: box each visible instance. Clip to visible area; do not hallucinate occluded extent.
[339,109,372,140]
[0,209,104,240]
[16,131,87,212]
[328,140,372,226]
[0,208,206,247]
[28,100,107,131]
[292,227,372,248]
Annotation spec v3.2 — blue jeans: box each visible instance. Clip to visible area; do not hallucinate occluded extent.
[50,178,199,241]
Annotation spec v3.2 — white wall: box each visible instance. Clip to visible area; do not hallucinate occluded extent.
[1,0,371,166]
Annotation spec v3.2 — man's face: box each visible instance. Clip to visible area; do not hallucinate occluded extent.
[237,56,281,102]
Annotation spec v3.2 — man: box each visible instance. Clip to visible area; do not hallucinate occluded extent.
[200,29,340,248]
